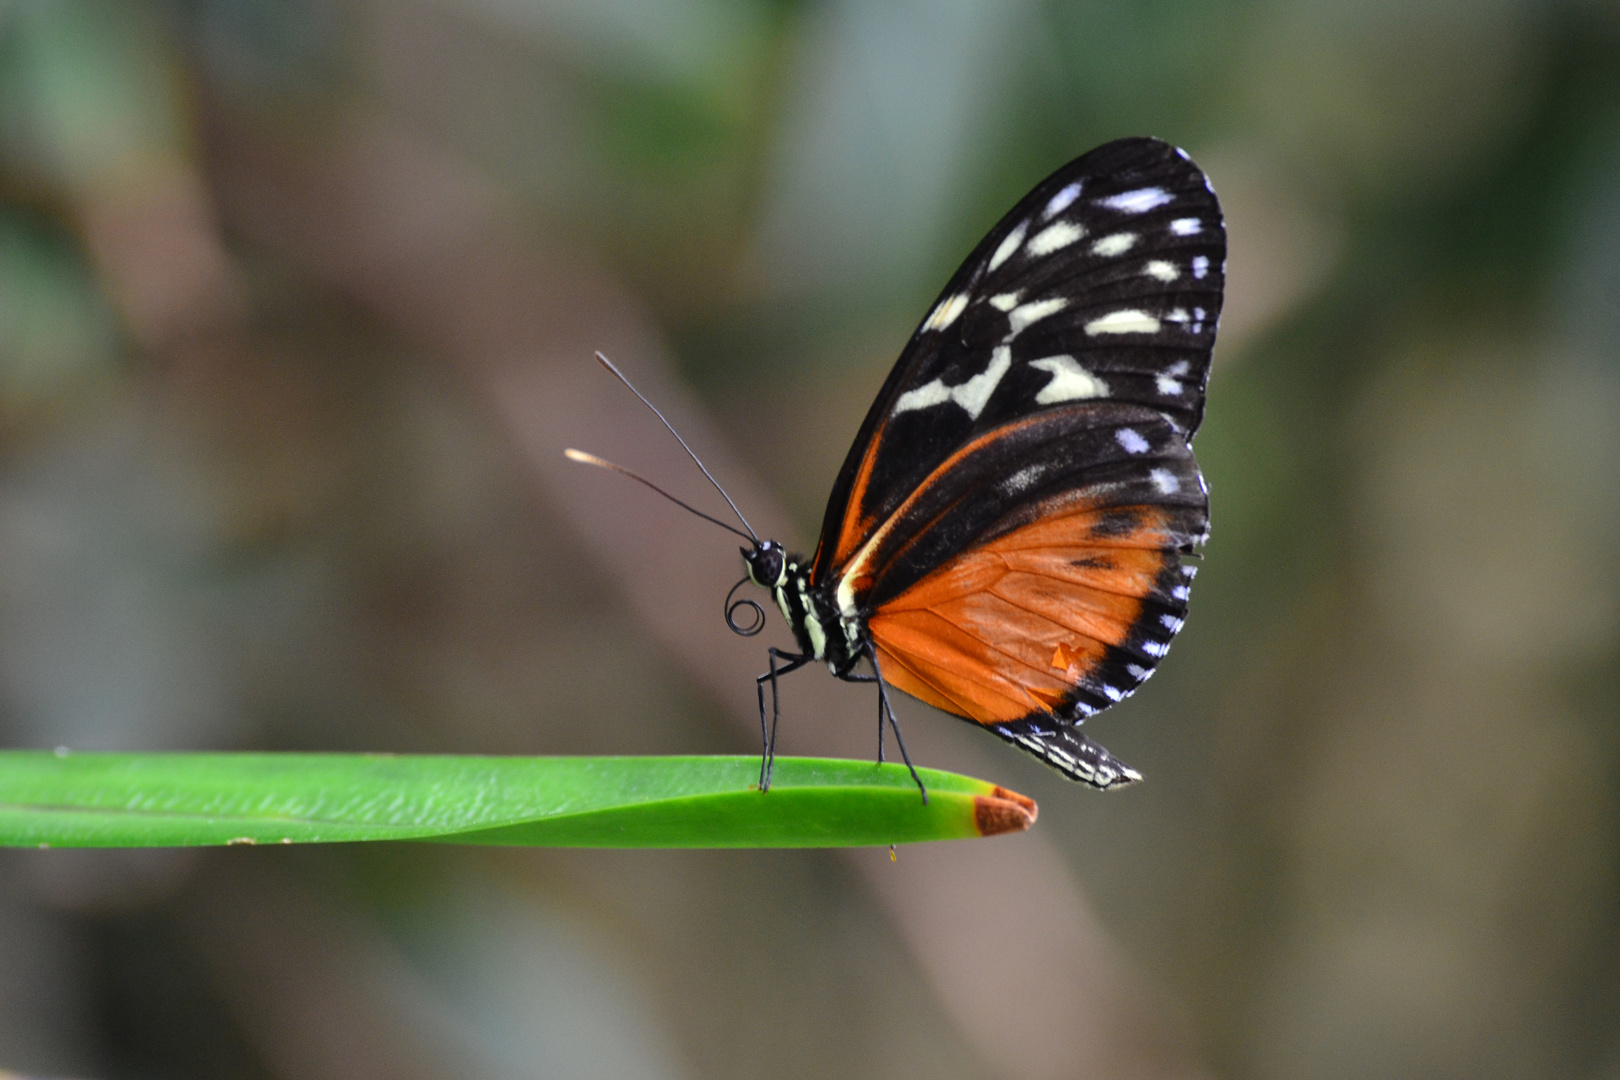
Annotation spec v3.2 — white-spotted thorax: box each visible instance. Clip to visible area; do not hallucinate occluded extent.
[742,540,863,674]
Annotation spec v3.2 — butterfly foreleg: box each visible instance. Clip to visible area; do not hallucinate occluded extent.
[756,648,813,792]
[862,642,927,804]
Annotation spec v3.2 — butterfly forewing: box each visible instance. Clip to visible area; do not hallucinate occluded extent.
[810,137,1225,784]
[811,137,1224,583]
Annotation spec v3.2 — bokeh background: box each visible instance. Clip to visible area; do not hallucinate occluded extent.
[1,1,1618,1078]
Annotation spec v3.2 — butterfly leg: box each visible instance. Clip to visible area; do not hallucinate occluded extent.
[837,670,887,762]
[863,642,927,804]
[756,648,812,792]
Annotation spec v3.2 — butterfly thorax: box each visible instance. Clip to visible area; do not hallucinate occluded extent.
[743,540,864,674]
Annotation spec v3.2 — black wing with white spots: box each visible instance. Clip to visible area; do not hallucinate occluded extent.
[810,137,1225,584]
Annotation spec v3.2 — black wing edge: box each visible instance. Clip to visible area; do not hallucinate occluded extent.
[988,717,1143,790]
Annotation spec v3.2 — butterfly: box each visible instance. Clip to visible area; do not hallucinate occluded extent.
[573,137,1224,797]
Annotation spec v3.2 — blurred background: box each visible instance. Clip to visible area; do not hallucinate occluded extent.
[0,1,1617,1078]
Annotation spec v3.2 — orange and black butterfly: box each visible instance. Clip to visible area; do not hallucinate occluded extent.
[574,137,1224,797]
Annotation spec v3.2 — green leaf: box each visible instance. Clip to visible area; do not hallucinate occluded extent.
[0,752,1037,849]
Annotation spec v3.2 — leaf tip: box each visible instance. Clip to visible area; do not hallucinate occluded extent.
[973,788,1037,836]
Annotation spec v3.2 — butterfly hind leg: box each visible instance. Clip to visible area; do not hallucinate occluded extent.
[840,665,907,780]
[756,648,813,792]
[859,642,927,804]
[835,670,887,763]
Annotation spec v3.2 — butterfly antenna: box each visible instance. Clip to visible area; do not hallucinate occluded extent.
[564,449,756,543]
[593,351,760,544]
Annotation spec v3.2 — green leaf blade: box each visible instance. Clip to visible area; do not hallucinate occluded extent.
[0,752,1036,849]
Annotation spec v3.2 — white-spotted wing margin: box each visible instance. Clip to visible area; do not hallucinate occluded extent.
[989,221,1028,272]
[1085,309,1160,335]
[1156,359,1190,396]
[1100,187,1173,214]
[1028,221,1084,255]
[1043,182,1082,218]
[923,292,970,332]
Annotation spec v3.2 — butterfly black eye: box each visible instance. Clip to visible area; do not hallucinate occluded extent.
[744,543,785,588]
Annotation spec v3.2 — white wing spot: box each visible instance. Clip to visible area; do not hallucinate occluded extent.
[1145,259,1179,282]
[1125,663,1149,680]
[989,220,1028,272]
[1192,255,1210,279]
[924,292,970,332]
[1170,218,1202,236]
[1156,359,1190,396]
[989,292,1021,312]
[1171,585,1190,600]
[1101,684,1125,702]
[1181,565,1198,579]
[1091,232,1137,257]
[1142,640,1169,657]
[1030,355,1110,403]
[1116,427,1151,454]
[1018,735,1061,760]
[893,346,1012,420]
[1028,221,1084,255]
[1044,182,1082,218]
[1150,468,1180,494]
[1007,297,1069,338]
[1003,464,1044,493]
[1100,187,1172,213]
[1086,309,1160,335]
[1160,614,1185,632]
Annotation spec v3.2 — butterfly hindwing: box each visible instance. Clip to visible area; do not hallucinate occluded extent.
[810,137,1225,786]
[862,406,1202,719]
[990,721,1142,790]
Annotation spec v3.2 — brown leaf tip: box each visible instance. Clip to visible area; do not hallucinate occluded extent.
[989,785,1037,816]
[973,793,1038,836]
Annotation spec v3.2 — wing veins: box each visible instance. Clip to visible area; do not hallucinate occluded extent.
[876,645,982,718]
[897,592,1108,681]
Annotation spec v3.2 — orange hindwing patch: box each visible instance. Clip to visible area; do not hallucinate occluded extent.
[868,505,1175,726]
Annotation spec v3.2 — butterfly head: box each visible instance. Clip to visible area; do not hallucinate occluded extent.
[743,540,788,589]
